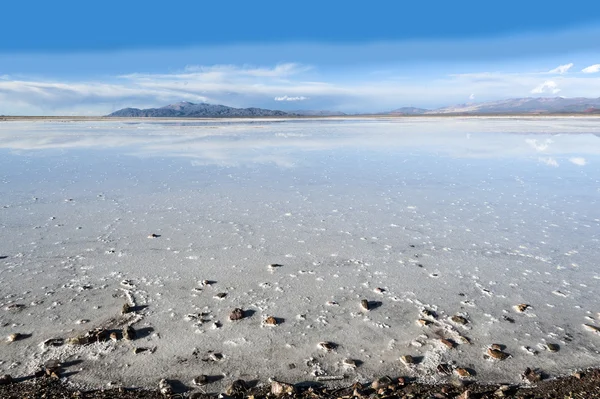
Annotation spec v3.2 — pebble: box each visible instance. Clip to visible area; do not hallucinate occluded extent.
[192,375,209,386]
[583,324,600,334]
[487,348,510,360]
[417,318,432,326]
[229,308,244,321]
[436,363,452,375]
[110,332,119,342]
[318,341,337,352]
[451,315,469,325]
[263,316,278,326]
[546,343,560,352]
[271,380,295,395]
[440,338,455,349]
[214,293,227,299]
[158,379,173,396]
[400,355,415,365]
[42,338,64,347]
[226,379,247,396]
[371,376,392,390]
[122,303,132,315]
[342,358,358,369]
[455,368,472,378]
[0,374,13,385]
[148,233,160,239]
[123,325,136,340]
[6,333,23,342]
[360,299,370,311]
[522,367,542,383]
[514,304,530,313]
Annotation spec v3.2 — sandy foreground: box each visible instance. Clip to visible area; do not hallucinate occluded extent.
[0,118,599,396]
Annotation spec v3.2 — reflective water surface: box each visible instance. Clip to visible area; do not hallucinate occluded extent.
[0,117,599,388]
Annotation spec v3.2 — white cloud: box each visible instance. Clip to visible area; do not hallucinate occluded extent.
[548,63,573,74]
[569,157,587,166]
[469,93,475,100]
[274,95,308,101]
[538,157,559,167]
[531,80,560,94]
[582,64,600,74]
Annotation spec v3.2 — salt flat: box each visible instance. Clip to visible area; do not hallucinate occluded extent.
[0,117,599,391]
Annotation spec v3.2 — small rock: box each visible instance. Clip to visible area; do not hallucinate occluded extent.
[6,333,24,342]
[342,358,358,369]
[318,341,337,352]
[514,304,530,313]
[133,347,147,354]
[456,335,471,344]
[487,348,510,360]
[421,308,437,318]
[522,367,542,383]
[455,368,472,378]
[123,325,136,340]
[440,338,455,349]
[417,318,432,326]
[360,299,370,311]
[451,315,468,325]
[583,324,600,334]
[42,338,64,347]
[373,287,385,294]
[208,352,224,361]
[494,385,511,397]
[192,375,209,386]
[573,371,583,380]
[400,355,415,365]
[4,304,25,312]
[201,280,213,287]
[159,379,173,396]
[489,343,503,351]
[0,374,13,385]
[271,380,295,396]
[546,343,560,352]
[226,379,247,396]
[458,390,472,399]
[263,316,278,326]
[110,332,119,342]
[436,363,452,375]
[229,308,244,321]
[268,263,283,269]
[371,376,392,390]
[214,293,227,299]
[148,233,160,239]
[122,303,132,315]
[502,316,516,323]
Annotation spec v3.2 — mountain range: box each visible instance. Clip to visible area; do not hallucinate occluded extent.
[107,97,600,118]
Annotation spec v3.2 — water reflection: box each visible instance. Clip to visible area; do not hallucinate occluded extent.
[0,118,599,167]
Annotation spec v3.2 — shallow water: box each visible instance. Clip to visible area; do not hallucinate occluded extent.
[0,117,599,389]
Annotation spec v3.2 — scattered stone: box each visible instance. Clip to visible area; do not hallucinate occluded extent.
[494,385,512,397]
[315,375,345,381]
[214,292,227,299]
[583,324,600,334]
[573,371,583,380]
[6,333,24,342]
[455,368,472,378]
[318,341,337,352]
[229,308,244,321]
[458,390,473,399]
[226,379,247,396]
[456,335,471,344]
[201,280,213,287]
[67,336,89,345]
[148,233,160,238]
[360,299,370,311]
[123,325,136,340]
[515,304,530,313]
[263,316,278,326]
[158,379,172,396]
[451,315,469,325]
[436,363,452,375]
[371,376,392,390]
[440,338,455,349]
[133,347,148,354]
[208,352,224,361]
[522,367,543,383]
[489,343,503,351]
[421,308,437,319]
[400,355,415,365]
[192,375,209,386]
[417,318,432,326]
[546,343,560,352]
[0,374,13,385]
[373,287,385,294]
[271,380,295,395]
[110,332,119,342]
[487,348,510,360]
[42,338,64,347]
[4,304,25,312]
[342,358,358,369]
[503,316,516,323]
[268,263,283,269]
[522,346,538,355]
[44,360,61,378]
[122,302,132,315]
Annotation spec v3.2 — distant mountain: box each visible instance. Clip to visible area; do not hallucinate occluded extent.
[108,101,289,117]
[388,107,429,115]
[424,97,600,115]
[290,110,347,116]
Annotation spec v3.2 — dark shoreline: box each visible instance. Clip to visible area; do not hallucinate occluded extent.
[1,368,599,398]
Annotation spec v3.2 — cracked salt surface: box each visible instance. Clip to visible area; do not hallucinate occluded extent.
[0,117,599,390]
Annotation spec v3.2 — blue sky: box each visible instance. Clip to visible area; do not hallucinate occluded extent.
[1,1,600,115]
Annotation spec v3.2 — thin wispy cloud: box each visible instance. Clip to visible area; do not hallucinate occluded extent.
[274,96,309,101]
[548,63,573,74]
[582,64,600,73]
[569,157,587,166]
